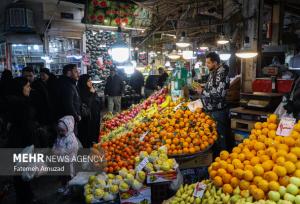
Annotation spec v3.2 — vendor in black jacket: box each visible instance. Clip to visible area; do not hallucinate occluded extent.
[105,68,124,113]
[55,64,81,123]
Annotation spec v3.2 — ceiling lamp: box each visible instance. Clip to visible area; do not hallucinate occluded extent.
[182,50,194,60]
[219,53,231,61]
[110,27,130,63]
[200,45,209,50]
[176,32,190,48]
[168,50,180,60]
[217,34,229,45]
[236,36,258,59]
[165,61,171,67]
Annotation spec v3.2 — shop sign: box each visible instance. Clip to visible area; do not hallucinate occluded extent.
[276,117,296,136]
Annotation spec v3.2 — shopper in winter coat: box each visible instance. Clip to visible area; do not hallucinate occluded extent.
[157,67,169,88]
[0,69,13,100]
[104,68,124,113]
[145,75,158,97]
[52,115,79,194]
[78,74,102,147]
[54,64,81,123]
[5,77,36,204]
[129,68,144,95]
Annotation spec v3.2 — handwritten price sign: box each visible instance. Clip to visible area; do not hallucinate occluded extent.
[276,117,296,137]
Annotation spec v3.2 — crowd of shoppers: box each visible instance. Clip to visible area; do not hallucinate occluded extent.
[0,64,103,204]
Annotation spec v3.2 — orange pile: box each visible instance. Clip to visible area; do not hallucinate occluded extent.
[209,114,300,200]
[142,101,218,156]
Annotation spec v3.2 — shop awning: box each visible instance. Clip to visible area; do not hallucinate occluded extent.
[5,33,43,45]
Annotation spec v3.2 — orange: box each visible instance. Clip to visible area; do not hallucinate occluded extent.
[279,176,290,186]
[296,161,300,169]
[284,161,296,174]
[234,169,244,179]
[283,137,296,147]
[269,181,280,191]
[291,147,300,158]
[223,184,233,194]
[217,168,227,176]
[257,179,269,192]
[189,147,196,154]
[172,138,179,145]
[232,147,241,154]
[249,184,258,194]
[286,153,298,163]
[262,128,269,136]
[220,150,229,160]
[226,164,235,174]
[254,142,266,151]
[213,176,223,187]
[239,180,250,190]
[252,188,265,200]
[230,177,240,188]
[263,171,278,182]
[230,152,239,159]
[253,176,263,186]
[268,123,277,131]
[244,165,254,172]
[294,169,300,177]
[262,160,274,172]
[238,153,246,162]
[257,150,266,157]
[268,114,278,123]
[273,165,287,177]
[276,144,289,153]
[276,156,286,165]
[266,147,276,157]
[253,165,264,176]
[254,122,262,130]
[209,170,217,178]
[250,157,261,166]
[219,161,228,170]
[260,155,270,163]
[291,131,300,139]
[222,173,232,184]
[245,152,255,161]
[182,142,189,148]
[243,170,254,181]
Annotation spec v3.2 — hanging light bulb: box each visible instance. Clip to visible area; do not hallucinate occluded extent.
[168,50,180,60]
[110,27,130,63]
[199,44,209,50]
[217,34,229,45]
[176,32,190,48]
[236,36,258,59]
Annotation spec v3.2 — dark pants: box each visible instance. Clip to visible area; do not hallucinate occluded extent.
[13,176,34,204]
[210,108,233,157]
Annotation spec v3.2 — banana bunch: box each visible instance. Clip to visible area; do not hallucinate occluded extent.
[160,95,172,109]
[145,104,158,118]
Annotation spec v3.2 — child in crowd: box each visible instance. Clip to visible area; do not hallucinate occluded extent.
[52,115,79,195]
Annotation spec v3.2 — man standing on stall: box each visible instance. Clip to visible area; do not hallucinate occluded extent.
[196,52,232,155]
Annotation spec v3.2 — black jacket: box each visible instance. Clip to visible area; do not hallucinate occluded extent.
[129,70,144,94]
[78,92,102,147]
[55,76,81,121]
[5,95,37,148]
[145,75,158,90]
[157,72,169,88]
[104,75,124,96]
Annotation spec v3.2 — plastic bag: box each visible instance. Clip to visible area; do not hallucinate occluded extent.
[17,145,48,181]
[170,168,183,191]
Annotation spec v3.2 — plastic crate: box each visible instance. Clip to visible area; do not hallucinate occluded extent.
[277,79,294,93]
[252,79,272,93]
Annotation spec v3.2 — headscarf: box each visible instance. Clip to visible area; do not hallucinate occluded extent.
[78,74,92,103]
[58,115,75,136]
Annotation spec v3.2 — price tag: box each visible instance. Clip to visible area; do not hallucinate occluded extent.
[139,130,149,141]
[136,157,149,172]
[173,102,183,111]
[276,117,296,136]
[193,182,207,198]
[187,100,203,112]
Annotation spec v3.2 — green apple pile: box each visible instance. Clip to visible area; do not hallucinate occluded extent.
[266,177,300,204]
[135,148,177,173]
[84,169,146,203]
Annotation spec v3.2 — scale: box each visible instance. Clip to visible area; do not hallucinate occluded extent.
[240,92,283,112]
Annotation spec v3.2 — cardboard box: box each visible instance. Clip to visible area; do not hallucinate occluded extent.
[146,170,177,184]
[119,186,151,204]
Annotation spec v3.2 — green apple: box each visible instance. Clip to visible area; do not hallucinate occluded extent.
[284,193,296,202]
[295,195,300,204]
[279,186,287,196]
[287,183,299,195]
[290,177,300,187]
[268,191,281,202]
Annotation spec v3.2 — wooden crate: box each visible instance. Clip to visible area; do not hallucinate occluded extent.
[176,150,213,169]
[231,118,255,132]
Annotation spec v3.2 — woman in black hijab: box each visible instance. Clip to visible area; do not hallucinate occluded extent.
[77,74,102,147]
